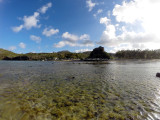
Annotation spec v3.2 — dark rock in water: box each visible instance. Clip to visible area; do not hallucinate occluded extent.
[156,73,160,77]
[88,46,110,59]
[41,79,47,82]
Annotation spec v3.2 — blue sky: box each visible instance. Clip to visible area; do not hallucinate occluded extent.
[0,0,160,53]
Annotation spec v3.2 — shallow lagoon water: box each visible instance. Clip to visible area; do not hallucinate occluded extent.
[0,60,160,120]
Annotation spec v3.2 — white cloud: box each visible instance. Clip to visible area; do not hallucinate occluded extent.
[97,9,103,14]
[75,49,91,53]
[98,0,160,52]
[54,32,94,48]
[86,0,96,12]
[93,9,103,17]
[113,0,160,35]
[62,32,79,42]
[54,41,66,48]
[19,42,26,49]
[9,46,16,51]
[80,34,90,40]
[99,26,156,48]
[99,17,160,51]
[107,11,111,18]
[100,17,110,25]
[113,0,144,23]
[80,40,94,47]
[30,35,41,43]
[12,12,40,32]
[42,28,59,37]
[23,12,40,30]
[79,34,94,47]
[12,25,23,32]
[12,2,52,32]
[38,2,52,14]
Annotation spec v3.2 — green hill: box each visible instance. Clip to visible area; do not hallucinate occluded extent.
[0,48,18,60]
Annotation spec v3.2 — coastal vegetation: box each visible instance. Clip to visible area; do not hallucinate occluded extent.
[0,47,110,61]
[0,49,91,61]
[0,48,18,60]
[1,48,160,61]
[116,49,160,59]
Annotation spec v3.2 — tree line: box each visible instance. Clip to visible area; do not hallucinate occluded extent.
[1,48,160,61]
[0,49,91,60]
[25,51,90,60]
[115,49,160,59]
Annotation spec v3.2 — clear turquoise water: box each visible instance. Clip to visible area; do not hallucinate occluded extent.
[0,60,160,120]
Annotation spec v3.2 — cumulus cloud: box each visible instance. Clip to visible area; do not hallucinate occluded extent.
[12,12,40,32]
[79,34,94,47]
[100,17,110,25]
[80,34,90,40]
[42,28,59,37]
[93,9,103,17]
[54,32,94,48]
[38,2,52,14]
[12,25,23,32]
[80,40,94,47]
[9,46,16,51]
[86,0,97,12]
[54,32,79,48]
[30,35,41,43]
[113,0,160,35]
[54,41,66,48]
[19,42,26,49]
[113,0,159,24]
[98,0,160,52]
[75,49,91,53]
[23,12,40,30]
[12,2,52,32]
[97,9,103,14]
[99,17,159,51]
[62,32,79,42]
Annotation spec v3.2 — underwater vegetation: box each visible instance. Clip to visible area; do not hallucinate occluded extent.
[0,61,160,120]
[0,74,3,77]
[0,74,152,120]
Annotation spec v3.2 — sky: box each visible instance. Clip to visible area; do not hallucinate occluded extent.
[0,0,160,53]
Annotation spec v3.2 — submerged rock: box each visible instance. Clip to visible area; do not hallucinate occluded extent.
[156,73,160,77]
[65,76,75,81]
[41,79,47,82]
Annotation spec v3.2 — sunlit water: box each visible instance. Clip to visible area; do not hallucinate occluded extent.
[0,60,160,120]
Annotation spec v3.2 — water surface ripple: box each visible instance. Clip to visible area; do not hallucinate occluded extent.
[0,60,160,120]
